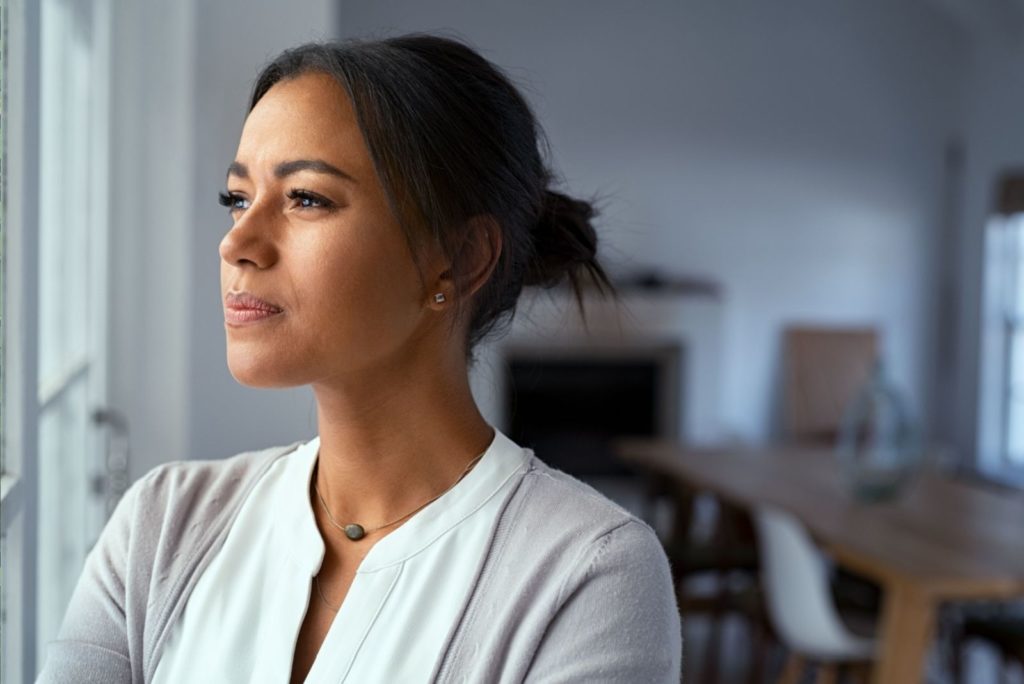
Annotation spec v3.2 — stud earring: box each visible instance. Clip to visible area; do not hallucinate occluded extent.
[434,293,446,304]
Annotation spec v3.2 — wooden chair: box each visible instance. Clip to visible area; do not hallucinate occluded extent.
[647,474,772,683]
[781,326,878,446]
[952,610,1024,683]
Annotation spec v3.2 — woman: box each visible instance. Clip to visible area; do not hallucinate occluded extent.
[40,35,681,683]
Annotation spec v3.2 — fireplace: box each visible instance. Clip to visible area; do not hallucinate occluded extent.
[503,343,683,478]
[469,286,722,520]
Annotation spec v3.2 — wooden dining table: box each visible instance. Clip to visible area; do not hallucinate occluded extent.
[615,438,1024,684]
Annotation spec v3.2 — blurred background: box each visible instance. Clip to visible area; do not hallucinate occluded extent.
[2,0,1022,682]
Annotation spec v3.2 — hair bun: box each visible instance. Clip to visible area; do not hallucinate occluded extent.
[524,190,603,289]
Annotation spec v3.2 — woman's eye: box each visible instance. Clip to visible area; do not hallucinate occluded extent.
[287,189,334,210]
[216,189,335,215]
[218,191,250,212]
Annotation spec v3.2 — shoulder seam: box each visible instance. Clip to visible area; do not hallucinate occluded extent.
[552,518,637,608]
[527,459,651,530]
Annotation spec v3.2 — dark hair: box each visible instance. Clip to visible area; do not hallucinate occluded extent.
[249,34,614,356]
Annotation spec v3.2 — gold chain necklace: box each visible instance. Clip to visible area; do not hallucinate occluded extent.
[311,448,487,612]
[312,448,486,541]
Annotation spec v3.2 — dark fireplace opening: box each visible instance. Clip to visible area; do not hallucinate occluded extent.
[504,346,682,479]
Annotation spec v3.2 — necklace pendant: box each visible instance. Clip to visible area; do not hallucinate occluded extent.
[344,523,366,541]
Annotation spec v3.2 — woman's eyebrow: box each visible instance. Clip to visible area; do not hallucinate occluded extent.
[226,159,357,184]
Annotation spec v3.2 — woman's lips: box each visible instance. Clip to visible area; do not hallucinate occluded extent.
[224,307,284,326]
[224,291,284,327]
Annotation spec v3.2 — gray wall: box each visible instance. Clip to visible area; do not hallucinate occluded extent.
[184,0,337,465]
[109,1,195,482]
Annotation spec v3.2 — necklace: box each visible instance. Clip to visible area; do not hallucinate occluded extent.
[312,448,487,542]
[311,448,487,613]
[315,575,342,613]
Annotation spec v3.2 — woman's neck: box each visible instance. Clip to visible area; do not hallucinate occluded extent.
[309,355,494,538]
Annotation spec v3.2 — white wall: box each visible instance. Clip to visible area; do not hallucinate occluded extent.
[337,0,968,442]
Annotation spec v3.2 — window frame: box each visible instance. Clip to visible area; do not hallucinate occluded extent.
[1,0,42,681]
[3,0,116,678]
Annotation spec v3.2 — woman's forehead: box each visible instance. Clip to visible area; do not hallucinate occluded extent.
[234,72,371,180]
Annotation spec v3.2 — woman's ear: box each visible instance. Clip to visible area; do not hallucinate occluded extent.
[426,215,502,309]
[461,214,502,297]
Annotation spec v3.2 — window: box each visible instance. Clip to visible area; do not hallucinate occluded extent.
[36,0,113,663]
[1004,217,1024,464]
[978,194,1024,478]
[2,0,112,678]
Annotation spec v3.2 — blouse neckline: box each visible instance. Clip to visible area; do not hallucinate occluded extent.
[284,427,528,575]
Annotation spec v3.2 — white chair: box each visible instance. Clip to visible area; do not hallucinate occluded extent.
[754,505,877,683]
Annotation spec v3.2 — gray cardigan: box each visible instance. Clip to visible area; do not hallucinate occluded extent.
[38,442,682,683]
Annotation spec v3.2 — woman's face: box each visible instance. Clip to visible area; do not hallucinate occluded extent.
[219,71,444,387]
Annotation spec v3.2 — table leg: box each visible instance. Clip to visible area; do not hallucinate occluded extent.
[872,581,936,684]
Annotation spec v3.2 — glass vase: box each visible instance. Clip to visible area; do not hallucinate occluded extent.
[836,360,921,502]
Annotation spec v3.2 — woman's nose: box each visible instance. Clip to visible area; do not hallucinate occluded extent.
[218,204,279,270]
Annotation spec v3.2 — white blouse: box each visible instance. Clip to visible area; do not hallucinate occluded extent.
[152,427,530,683]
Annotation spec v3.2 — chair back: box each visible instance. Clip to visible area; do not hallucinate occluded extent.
[754,506,875,660]
[782,326,878,445]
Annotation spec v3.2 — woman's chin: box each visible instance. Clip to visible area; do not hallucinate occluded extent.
[226,352,301,388]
